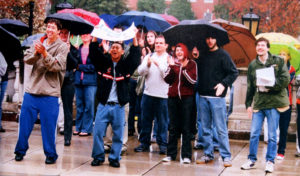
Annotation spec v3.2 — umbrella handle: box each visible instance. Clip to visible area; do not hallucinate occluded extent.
[68,31,70,42]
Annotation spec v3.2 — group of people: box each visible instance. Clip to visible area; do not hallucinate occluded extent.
[1,16,298,173]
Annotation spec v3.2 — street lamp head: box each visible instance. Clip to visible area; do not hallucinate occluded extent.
[242,7,260,36]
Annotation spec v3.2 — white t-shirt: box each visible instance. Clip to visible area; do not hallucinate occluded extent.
[138,52,169,99]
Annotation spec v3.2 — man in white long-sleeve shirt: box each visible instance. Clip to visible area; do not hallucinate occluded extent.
[134,35,169,154]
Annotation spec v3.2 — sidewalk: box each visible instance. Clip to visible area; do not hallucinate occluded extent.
[0,121,299,176]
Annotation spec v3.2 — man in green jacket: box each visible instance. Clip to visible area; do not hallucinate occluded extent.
[241,37,290,173]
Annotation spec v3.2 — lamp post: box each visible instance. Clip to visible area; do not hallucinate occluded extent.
[55,0,74,12]
[28,0,35,36]
[242,7,260,36]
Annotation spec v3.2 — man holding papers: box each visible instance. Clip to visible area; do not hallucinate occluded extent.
[241,37,290,173]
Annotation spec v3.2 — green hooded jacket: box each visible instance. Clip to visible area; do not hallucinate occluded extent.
[245,52,290,110]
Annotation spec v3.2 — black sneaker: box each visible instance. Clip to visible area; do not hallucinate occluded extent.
[15,153,24,161]
[0,127,5,132]
[45,156,56,164]
[194,144,203,150]
[109,160,120,168]
[91,159,104,166]
[64,140,71,146]
[134,144,150,152]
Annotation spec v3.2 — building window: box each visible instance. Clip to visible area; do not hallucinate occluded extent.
[204,0,213,3]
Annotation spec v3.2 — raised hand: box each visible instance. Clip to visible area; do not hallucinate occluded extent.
[167,55,175,65]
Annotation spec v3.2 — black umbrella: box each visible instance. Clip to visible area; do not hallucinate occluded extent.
[0,26,22,67]
[163,19,229,50]
[44,13,94,35]
[0,18,29,36]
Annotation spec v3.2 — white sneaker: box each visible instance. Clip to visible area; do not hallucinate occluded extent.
[223,158,232,167]
[241,159,255,170]
[162,156,171,162]
[295,151,300,157]
[183,158,191,164]
[265,161,274,173]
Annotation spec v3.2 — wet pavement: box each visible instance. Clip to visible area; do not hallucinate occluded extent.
[0,121,300,176]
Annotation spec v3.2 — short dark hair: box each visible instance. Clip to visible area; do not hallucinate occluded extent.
[46,19,62,30]
[111,41,124,49]
[255,37,270,48]
[155,34,165,42]
[113,24,124,31]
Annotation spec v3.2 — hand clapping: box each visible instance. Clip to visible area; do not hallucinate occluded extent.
[34,41,47,58]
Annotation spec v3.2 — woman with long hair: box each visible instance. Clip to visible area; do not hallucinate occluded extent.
[73,34,97,136]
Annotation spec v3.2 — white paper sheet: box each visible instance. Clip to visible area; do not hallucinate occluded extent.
[91,20,136,41]
[256,67,275,87]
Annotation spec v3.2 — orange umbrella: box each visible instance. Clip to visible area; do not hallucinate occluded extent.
[211,18,257,68]
[159,14,179,25]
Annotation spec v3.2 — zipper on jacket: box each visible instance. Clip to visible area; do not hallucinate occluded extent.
[178,65,182,99]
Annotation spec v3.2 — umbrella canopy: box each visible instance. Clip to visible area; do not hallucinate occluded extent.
[99,14,117,29]
[45,13,94,35]
[159,14,179,25]
[163,19,229,50]
[256,32,300,49]
[21,33,45,48]
[0,18,29,36]
[0,26,22,66]
[115,10,171,32]
[269,43,300,75]
[211,18,256,67]
[58,8,101,26]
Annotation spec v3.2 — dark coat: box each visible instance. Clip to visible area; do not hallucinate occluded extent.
[89,42,141,106]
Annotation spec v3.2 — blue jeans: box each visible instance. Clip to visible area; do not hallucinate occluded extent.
[195,93,219,148]
[198,96,231,159]
[15,93,59,160]
[139,94,168,150]
[248,108,280,163]
[278,106,292,155]
[75,85,97,133]
[92,103,125,162]
[0,81,8,128]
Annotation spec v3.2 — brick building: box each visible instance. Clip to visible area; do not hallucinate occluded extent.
[126,0,218,20]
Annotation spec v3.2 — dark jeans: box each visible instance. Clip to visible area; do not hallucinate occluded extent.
[167,96,194,159]
[136,95,142,134]
[139,94,168,150]
[297,104,300,150]
[61,82,75,142]
[128,78,137,132]
[277,105,292,155]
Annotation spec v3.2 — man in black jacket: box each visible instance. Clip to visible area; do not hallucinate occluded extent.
[195,34,238,167]
[89,33,140,168]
